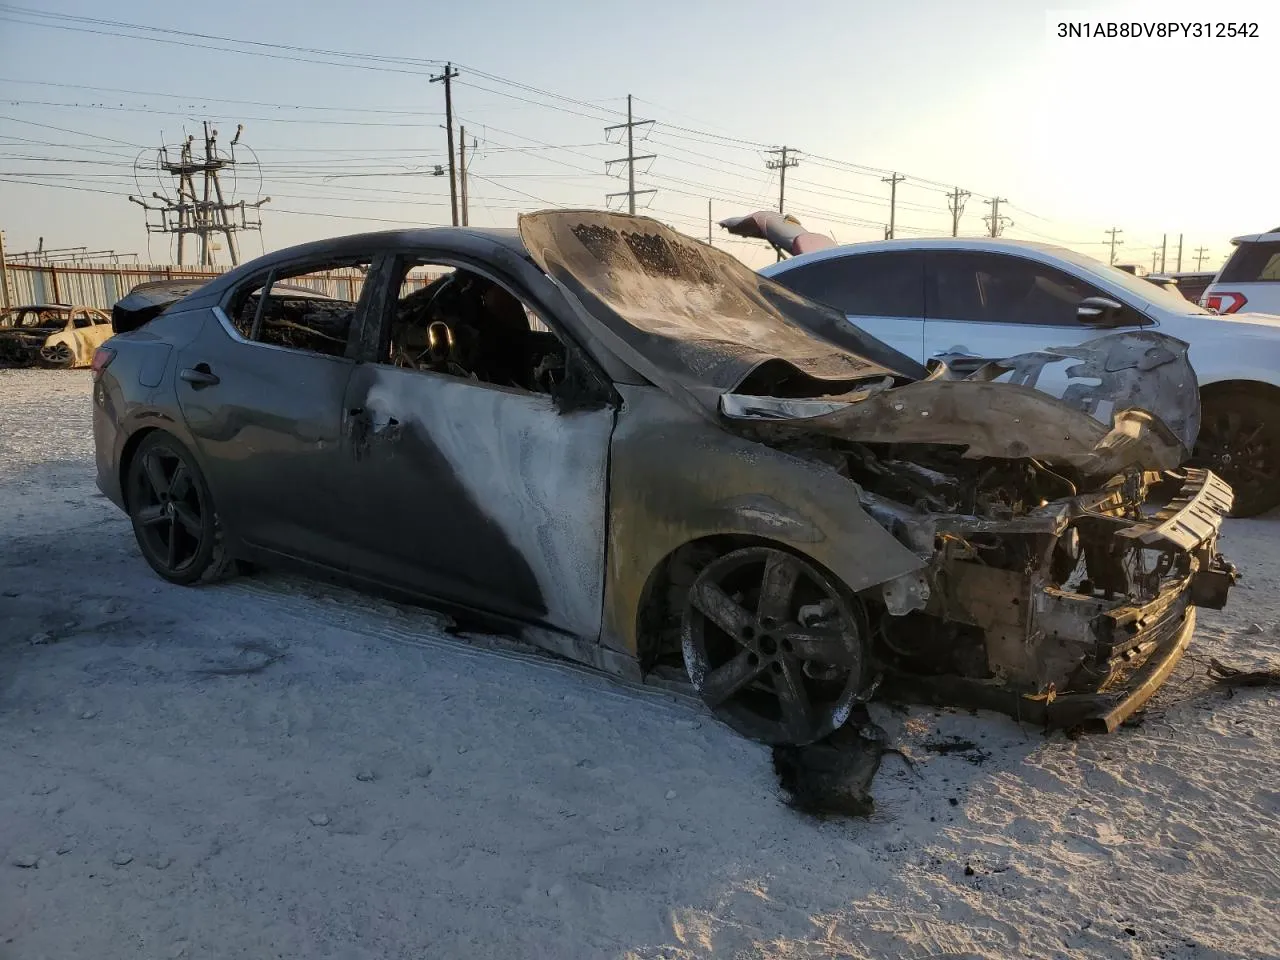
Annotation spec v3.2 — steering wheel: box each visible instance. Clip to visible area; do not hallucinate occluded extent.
[412,320,457,371]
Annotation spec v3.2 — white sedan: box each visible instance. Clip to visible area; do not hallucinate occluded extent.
[760,237,1280,516]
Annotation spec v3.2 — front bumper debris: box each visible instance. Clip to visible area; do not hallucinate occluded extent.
[881,606,1196,733]
[879,468,1236,733]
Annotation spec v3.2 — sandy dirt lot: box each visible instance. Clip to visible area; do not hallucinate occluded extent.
[2,369,1278,960]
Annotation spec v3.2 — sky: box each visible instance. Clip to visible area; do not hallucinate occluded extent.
[0,0,1274,271]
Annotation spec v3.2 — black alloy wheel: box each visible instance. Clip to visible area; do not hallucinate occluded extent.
[681,547,868,745]
[125,434,232,584]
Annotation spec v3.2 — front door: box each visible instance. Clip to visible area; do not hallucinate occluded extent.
[338,258,616,639]
[922,250,1152,398]
[175,256,378,568]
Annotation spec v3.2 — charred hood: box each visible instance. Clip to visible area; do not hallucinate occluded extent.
[519,210,926,414]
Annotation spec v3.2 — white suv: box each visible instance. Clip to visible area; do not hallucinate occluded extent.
[1200,229,1280,317]
[761,238,1280,516]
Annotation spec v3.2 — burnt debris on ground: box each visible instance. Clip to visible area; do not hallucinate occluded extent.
[771,705,885,817]
[1208,657,1280,689]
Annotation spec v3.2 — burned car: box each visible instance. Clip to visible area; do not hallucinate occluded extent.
[92,211,1236,745]
[0,303,113,368]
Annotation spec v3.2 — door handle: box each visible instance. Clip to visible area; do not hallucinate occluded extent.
[179,364,220,388]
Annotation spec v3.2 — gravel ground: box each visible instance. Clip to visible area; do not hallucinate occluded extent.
[2,369,1278,960]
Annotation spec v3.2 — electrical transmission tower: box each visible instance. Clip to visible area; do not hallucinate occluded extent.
[130,122,268,266]
[983,197,1011,237]
[946,187,970,237]
[605,95,656,214]
[1105,227,1124,265]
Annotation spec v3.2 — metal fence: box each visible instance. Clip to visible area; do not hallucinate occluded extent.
[4,263,229,310]
[2,262,449,311]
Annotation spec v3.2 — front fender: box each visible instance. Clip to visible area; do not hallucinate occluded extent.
[602,385,924,656]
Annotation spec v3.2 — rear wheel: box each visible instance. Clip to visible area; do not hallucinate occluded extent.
[125,433,236,585]
[1194,387,1280,518]
[681,547,868,745]
[39,342,74,368]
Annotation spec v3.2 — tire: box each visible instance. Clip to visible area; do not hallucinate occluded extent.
[124,433,238,585]
[681,546,869,746]
[1194,386,1280,518]
[39,342,74,368]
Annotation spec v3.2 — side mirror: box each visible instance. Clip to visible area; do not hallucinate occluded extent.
[1077,296,1124,325]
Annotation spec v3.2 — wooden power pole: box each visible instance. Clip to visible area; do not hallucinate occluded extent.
[983,197,1011,237]
[1105,227,1124,265]
[947,187,970,237]
[765,147,800,261]
[459,125,469,227]
[0,228,10,310]
[881,173,905,239]
[431,62,460,226]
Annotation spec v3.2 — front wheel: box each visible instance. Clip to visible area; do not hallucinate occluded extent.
[125,433,237,585]
[1194,388,1280,518]
[681,547,869,745]
[39,342,74,368]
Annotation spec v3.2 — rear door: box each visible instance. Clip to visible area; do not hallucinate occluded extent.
[922,250,1151,397]
[175,253,382,568]
[769,251,927,362]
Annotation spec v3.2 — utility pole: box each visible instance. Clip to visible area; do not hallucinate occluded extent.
[605,94,656,214]
[458,125,469,227]
[707,199,712,245]
[130,122,266,266]
[1161,233,1167,273]
[1194,246,1210,270]
[881,172,905,239]
[765,147,800,261]
[430,62,460,226]
[946,187,970,237]
[1105,227,1124,265]
[1151,250,1160,272]
[0,228,10,310]
[1176,233,1183,272]
[983,197,1011,237]
[765,146,800,214]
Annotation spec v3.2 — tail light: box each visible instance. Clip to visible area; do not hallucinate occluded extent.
[1203,292,1248,314]
[91,345,116,381]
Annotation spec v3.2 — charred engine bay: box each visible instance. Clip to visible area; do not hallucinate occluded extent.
[778,436,1197,694]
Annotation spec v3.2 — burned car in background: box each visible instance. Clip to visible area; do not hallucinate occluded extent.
[0,303,113,367]
[92,211,1236,745]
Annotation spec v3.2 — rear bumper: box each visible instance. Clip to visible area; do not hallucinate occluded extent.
[92,379,127,510]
